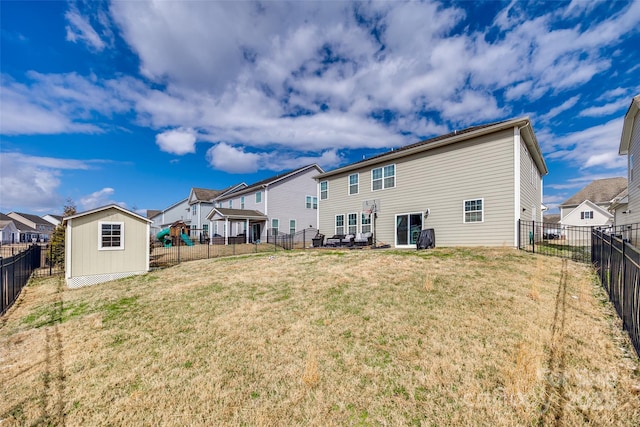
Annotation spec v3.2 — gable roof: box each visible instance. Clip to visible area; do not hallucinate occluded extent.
[63,204,152,224]
[0,213,36,232]
[191,188,223,202]
[543,214,561,224]
[8,212,50,226]
[315,117,547,179]
[563,200,613,221]
[619,94,640,155]
[559,177,627,207]
[146,210,162,219]
[215,164,324,200]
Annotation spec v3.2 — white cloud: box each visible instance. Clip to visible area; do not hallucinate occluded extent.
[155,128,197,155]
[545,118,627,170]
[0,152,91,212]
[65,8,106,51]
[206,143,260,173]
[579,99,628,117]
[78,187,124,211]
[539,95,581,122]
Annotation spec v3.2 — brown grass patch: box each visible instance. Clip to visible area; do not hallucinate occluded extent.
[1,248,639,426]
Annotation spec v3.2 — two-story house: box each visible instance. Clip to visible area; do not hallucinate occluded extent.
[206,164,324,244]
[7,212,55,242]
[558,177,627,228]
[148,198,190,236]
[314,117,547,248]
[618,94,640,226]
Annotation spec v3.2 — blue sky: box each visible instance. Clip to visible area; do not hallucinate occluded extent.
[1,0,639,215]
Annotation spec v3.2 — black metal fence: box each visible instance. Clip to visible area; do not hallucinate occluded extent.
[518,220,592,263]
[592,228,640,358]
[150,228,319,268]
[1,245,41,316]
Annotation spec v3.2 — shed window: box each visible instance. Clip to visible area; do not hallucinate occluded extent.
[99,222,124,250]
[463,199,483,223]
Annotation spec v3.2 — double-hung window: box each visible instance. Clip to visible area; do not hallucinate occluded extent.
[99,222,123,250]
[349,173,359,195]
[335,214,345,235]
[463,199,483,223]
[320,181,328,200]
[241,196,245,209]
[289,220,296,235]
[361,213,371,233]
[271,218,279,236]
[228,200,233,208]
[256,191,262,203]
[372,164,395,190]
[347,213,358,234]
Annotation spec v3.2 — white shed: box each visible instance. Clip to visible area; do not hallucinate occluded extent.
[63,205,152,288]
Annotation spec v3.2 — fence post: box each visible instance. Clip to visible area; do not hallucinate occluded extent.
[532,220,535,254]
[517,220,521,249]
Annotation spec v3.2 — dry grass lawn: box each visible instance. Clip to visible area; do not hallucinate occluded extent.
[1,248,639,426]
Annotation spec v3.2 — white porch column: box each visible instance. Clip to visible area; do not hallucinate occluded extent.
[225,218,229,245]
[246,219,249,243]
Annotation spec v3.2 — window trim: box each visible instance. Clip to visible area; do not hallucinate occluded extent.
[361,212,371,234]
[581,211,594,220]
[348,173,359,195]
[463,198,484,223]
[256,191,262,203]
[320,181,328,200]
[289,219,296,235]
[335,214,345,235]
[271,218,279,236]
[371,164,396,191]
[241,196,245,209]
[394,212,423,248]
[347,212,358,235]
[98,221,124,251]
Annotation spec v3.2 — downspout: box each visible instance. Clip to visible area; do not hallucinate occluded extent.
[65,219,72,280]
[145,223,150,272]
[316,180,320,232]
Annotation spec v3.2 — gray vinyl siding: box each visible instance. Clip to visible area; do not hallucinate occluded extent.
[69,209,148,277]
[626,112,640,225]
[520,140,542,224]
[319,129,517,246]
[152,199,189,229]
[267,167,319,232]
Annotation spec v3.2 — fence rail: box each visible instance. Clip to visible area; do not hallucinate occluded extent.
[1,245,41,316]
[592,229,640,358]
[518,220,592,263]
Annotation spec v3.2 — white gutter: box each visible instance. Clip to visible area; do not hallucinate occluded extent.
[514,126,522,247]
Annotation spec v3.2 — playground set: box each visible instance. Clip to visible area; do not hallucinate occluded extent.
[156,221,194,247]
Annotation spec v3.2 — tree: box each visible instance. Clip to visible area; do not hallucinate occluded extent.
[49,198,77,267]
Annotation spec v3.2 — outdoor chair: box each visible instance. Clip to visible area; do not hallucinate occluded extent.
[353,232,372,246]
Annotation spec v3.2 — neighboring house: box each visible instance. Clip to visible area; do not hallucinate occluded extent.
[206,164,324,244]
[187,184,245,241]
[618,94,640,225]
[7,212,55,241]
[558,177,627,227]
[148,198,190,236]
[0,219,19,244]
[63,204,152,288]
[43,214,63,227]
[314,117,547,247]
[608,188,629,227]
[0,213,38,243]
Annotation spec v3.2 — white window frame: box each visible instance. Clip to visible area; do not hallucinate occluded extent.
[271,218,279,236]
[361,212,371,234]
[320,181,328,200]
[256,191,262,203]
[289,219,296,235]
[306,195,313,209]
[371,164,395,191]
[394,212,423,248]
[228,200,233,208]
[98,221,124,251]
[335,214,345,235]
[241,196,245,209]
[463,198,484,223]
[581,211,594,220]
[348,173,359,195]
[347,213,358,234]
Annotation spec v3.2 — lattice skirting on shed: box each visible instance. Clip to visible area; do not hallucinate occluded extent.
[66,271,147,289]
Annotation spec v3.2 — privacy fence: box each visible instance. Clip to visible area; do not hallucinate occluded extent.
[519,220,640,358]
[1,245,41,316]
